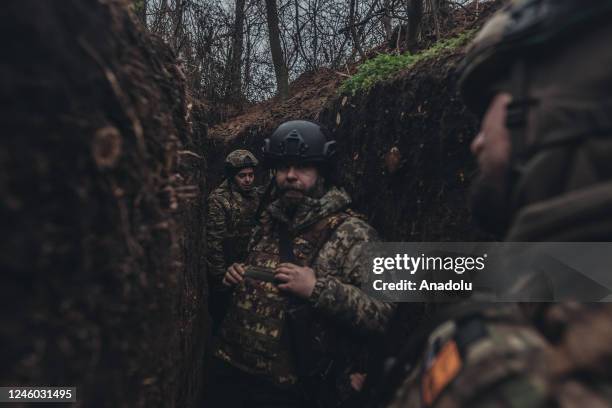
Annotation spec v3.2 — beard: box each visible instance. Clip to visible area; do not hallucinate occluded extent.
[277,176,326,211]
[469,170,515,238]
[279,187,305,210]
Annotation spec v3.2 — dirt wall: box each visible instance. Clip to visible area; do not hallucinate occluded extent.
[1,1,208,406]
[319,54,487,242]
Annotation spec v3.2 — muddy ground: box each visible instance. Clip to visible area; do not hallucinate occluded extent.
[1,1,208,406]
[1,0,503,406]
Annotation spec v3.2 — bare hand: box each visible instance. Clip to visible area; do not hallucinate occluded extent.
[274,263,316,299]
[223,263,245,287]
[350,373,367,392]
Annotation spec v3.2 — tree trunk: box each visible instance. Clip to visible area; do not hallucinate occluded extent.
[243,22,253,101]
[265,0,289,99]
[406,0,423,52]
[349,0,366,60]
[171,0,185,54]
[430,0,441,39]
[382,0,392,41]
[226,0,246,105]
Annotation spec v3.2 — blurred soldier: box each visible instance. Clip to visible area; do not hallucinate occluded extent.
[206,149,261,330]
[379,0,612,407]
[205,120,395,407]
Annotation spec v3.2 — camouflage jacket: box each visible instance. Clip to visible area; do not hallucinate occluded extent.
[384,183,612,408]
[214,187,395,396]
[385,302,612,408]
[206,180,261,291]
[384,304,551,408]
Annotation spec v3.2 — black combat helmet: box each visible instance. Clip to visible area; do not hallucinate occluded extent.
[262,120,336,168]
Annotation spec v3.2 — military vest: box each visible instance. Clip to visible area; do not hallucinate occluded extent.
[219,184,260,265]
[214,209,351,386]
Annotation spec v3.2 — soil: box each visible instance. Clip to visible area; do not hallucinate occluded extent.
[0,0,504,406]
[1,1,208,406]
[210,68,346,141]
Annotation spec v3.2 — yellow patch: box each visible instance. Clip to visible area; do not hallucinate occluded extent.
[421,340,462,406]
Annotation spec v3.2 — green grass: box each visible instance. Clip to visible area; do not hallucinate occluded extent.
[340,29,476,95]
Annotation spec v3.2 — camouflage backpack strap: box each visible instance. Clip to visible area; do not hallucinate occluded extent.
[284,209,354,405]
[297,210,353,267]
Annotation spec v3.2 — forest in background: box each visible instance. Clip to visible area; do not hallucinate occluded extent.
[133,0,489,115]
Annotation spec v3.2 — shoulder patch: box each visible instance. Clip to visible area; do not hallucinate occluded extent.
[421,340,463,406]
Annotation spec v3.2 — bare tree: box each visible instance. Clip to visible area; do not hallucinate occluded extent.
[265,0,289,99]
[170,0,186,53]
[141,0,485,104]
[381,0,393,40]
[349,0,366,60]
[406,0,423,52]
[226,0,247,104]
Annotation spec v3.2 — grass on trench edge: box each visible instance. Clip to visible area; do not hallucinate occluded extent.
[340,30,476,96]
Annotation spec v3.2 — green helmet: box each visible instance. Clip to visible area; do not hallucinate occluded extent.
[459,0,612,237]
[224,149,258,177]
[459,0,612,158]
[459,0,612,114]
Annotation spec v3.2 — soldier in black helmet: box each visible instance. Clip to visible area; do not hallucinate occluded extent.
[379,1,612,407]
[205,120,395,407]
[206,149,262,331]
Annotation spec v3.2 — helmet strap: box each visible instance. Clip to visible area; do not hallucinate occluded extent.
[506,59,539,164]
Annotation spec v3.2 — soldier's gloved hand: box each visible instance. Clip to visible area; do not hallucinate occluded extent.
[222,263,245,287]
[274,263,316,299]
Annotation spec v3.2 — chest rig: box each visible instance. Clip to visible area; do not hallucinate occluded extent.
[221,189,259,265]
[215,209,351,386]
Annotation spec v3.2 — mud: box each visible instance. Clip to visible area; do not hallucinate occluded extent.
[0,0,503,405]
[319,52,486,242]
[1,1,208,406]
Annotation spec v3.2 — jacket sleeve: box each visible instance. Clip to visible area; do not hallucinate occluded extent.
[308,218,396,335]
[206,195,228,290]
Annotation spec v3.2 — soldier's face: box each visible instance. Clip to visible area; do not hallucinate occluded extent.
[469,93,513,235]
[275,163,319,206]
[234,167,255,191]
[470,93,512,183]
